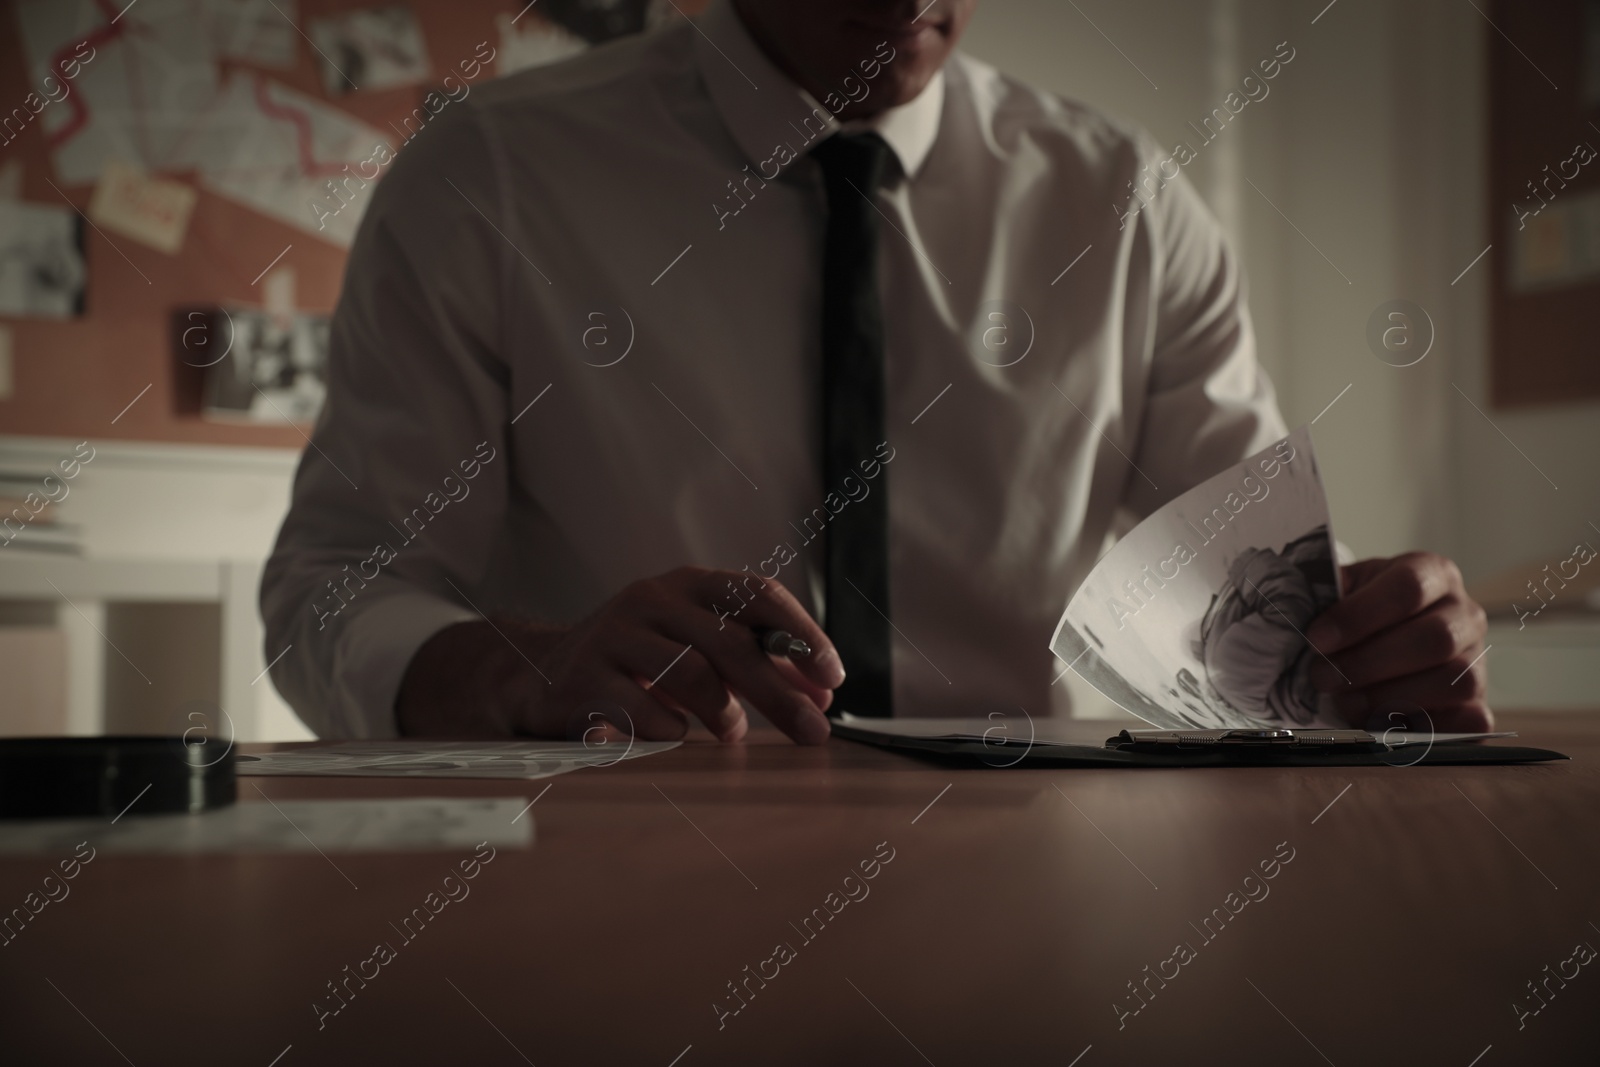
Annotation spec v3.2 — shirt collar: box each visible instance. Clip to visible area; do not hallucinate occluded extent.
[694,0,945,180]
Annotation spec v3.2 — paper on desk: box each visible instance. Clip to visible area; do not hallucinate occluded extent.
[235,739,679,778]
[831,713,1515,747]
[832,712,1091,747]
[1051,427,1345,731]
[0,797,533,855]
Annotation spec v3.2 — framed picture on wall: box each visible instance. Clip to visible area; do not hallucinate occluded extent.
[1489,0,1600,406]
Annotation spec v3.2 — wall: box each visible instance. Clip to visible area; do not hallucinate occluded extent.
[966,0,1600,584]
[0,0,568,447]
[964,0,1600,712]
[5,0,1595,729]
[1445,5,1600,581]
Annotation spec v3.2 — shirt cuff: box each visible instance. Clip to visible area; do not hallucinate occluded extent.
[331,590,479,738]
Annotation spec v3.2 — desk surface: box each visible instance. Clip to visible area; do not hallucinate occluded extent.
[4,712,1598,1065]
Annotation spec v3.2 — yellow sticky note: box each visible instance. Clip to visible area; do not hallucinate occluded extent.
[88,160,198,255]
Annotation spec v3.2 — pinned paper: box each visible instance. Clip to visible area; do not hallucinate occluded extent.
[262,265,296,321]
[16,0,229,184]
[88,160,197,255]
[198,73,391,247]
[207,0,299,68]
[496,13,588,76]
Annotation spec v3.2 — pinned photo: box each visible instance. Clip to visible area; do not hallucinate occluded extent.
[0,201,86,319]
[200,307,330,425]
[308,5,432,96]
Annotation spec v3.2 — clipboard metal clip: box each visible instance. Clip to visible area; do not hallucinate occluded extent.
[1109,728,1384,753]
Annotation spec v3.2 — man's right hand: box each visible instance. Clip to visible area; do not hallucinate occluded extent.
[396,567,845,745]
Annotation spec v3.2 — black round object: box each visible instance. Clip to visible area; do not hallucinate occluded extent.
[0,736,236,820]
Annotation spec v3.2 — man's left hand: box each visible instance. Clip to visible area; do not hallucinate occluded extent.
[1305,552,1493,732]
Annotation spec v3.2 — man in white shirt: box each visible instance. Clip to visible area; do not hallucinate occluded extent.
[260,0,1490,743]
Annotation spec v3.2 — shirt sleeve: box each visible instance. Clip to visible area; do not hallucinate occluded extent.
[259,103,515,738]
[1119,140,1289,520]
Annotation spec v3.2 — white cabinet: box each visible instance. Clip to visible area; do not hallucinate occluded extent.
[0,436,314,741]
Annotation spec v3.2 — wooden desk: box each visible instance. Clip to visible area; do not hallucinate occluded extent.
[4,712,1598,1065]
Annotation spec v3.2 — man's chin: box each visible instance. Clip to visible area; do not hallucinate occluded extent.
[867,68,941,110]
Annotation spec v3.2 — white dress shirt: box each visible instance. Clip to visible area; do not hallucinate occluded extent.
[261,0,1287,738]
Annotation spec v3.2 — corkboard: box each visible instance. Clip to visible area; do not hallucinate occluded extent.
[1488,0,1600,408]
[0,0,699,446]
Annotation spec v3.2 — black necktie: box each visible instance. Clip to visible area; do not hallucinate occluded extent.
[812,132,893,717]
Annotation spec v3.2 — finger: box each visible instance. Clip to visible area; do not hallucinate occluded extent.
[1356,701,1495,735]
[581,720,629,744]
[610,632,745,741]
[1336,557,1390,595]
[1328,652,1489,724]
[561,677,688,743]
[1311,599,1482,690]
[655,689,749,742]
[1429,703,1495,732]
[652,604,831,745]
[1306,553,1460,654]
[772,656,834,713]
[646,569,831,743]
[715,647,832,744]
[695,572,845,690]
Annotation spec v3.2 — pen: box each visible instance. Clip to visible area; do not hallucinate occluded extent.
[755,628,812,658]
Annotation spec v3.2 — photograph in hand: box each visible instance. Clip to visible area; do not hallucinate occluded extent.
[1188,525,1338,726]
[1051,427,1343,730]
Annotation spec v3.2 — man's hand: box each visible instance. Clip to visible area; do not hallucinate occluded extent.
[1305,552,1492,732]
[396,567,845,745]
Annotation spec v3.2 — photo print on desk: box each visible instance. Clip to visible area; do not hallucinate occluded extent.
[1050,426,1344,730]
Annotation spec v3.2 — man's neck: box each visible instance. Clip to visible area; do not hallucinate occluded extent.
[729,0,890,123]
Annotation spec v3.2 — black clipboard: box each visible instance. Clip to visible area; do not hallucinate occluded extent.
[827,719,1569,768]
